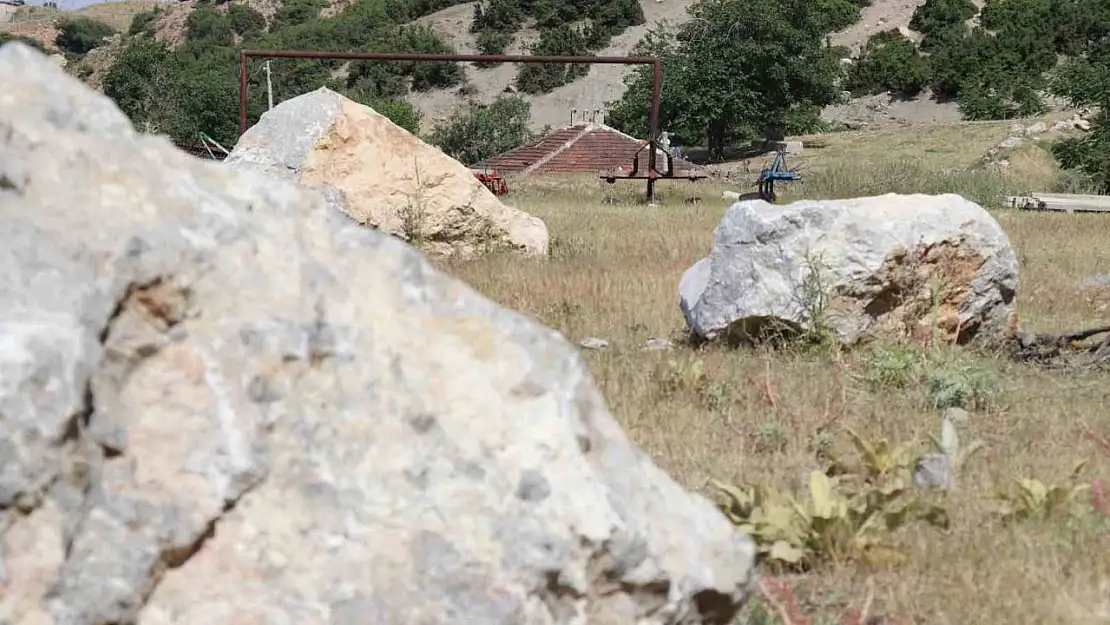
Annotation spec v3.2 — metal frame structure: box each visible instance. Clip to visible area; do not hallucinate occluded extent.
[237,49,673,202]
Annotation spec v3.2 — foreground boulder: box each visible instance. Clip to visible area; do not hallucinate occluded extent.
[680,194,1019,346]
[224,86,549,259]
[0,43,754,624]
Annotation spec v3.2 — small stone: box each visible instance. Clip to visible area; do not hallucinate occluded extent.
[998,136,1024,149]
[642,338,674,352]
[913,453,955,491]
[578,337,609,350]
[1077,274,1110,289]
[1024,122,1047,135]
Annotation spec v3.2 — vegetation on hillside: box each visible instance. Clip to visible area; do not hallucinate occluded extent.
[428,95,538,164]
[103,0,472,146]
[1050,39,1110,191]
[843,0,1109,120]
[605,0,841,157]
[55,16,116,57]
[470,0,644,93]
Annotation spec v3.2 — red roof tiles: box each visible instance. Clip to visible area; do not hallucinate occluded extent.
[473,123,703,176]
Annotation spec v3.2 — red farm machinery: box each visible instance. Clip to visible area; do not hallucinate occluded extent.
[473,169,509,196]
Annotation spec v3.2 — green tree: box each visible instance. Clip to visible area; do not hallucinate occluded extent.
[909,0,976,44]
[922,0,1057,118]
[846,29,930,98]
[606,0,839,156]
[55,16,116,56]
[101,37,180,133]
[185,4,234,46]
[427,96,536,165]
[1050,40,1110,190]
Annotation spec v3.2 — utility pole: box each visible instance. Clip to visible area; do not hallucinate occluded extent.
[263,60,274,111]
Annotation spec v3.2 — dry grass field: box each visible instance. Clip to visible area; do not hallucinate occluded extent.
[434,130,1110,624]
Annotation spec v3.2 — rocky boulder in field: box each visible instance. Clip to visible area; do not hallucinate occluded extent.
[0,42,754,625]
[680,194,1019,346]
[224,86,549,259]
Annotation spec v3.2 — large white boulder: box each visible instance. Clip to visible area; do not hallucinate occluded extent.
[0,42,754,625]
[680,194,1019,346]
[225,86,549,259]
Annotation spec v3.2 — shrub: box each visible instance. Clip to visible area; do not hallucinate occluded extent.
[227,4,266,37]
[271,0,327,28]
[846,29,930,98]
[427,95,536,165]
[515,25,590,94]
[712,426,951,570]
[185,4,234,46]
[345,24,464,96]
[909,0,976,41]
[55,16,115,56]
[127,9,159,37]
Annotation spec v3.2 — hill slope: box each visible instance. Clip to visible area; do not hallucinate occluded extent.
[407,0,965,132]
[2,0,1014,133]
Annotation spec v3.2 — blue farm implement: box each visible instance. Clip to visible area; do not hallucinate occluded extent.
[755,147,801,202]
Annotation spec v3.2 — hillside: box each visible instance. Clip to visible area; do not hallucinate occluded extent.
[0,0,158,50]
[408,0,971,131]
[4,0,981,132]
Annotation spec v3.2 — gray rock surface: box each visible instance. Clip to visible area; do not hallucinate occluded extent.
[680,194,1019,346]
[912,453,955,491]
[0,42,755,625]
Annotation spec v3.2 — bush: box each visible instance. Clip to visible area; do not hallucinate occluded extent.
[471,0,643,85]
[345,24,464,96]
[1051,110,1110,193]
[227,4,266,37]
[515,25,590,94]
[272,0,327,28]
[185,4,234,46]
[474,28,512,67]
[427,95,536,165]
[811,0,867,34]
[55,16,116,56]
[909,0,976,40]
[127,9,159,37]
[846,29,930,98]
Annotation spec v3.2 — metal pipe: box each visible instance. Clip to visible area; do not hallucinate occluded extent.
[240,49,656,64]
[238,51,248,137]
[647,58,663,204]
